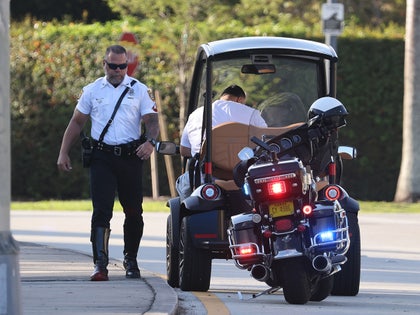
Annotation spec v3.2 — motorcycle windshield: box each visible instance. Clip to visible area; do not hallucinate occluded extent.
[197,56,322,128]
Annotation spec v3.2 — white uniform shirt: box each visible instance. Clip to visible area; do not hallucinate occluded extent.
[181,99,267,156]
[77,75,156,145]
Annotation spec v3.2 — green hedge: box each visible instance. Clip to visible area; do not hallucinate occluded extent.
[337,38,404,201]
[10,21,404,201]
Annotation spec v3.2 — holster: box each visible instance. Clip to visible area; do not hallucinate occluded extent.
[80,133,93,168]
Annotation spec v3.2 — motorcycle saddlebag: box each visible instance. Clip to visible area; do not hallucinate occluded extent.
[229,213,259,245]
[228,213,262,265]
[308,201,339,251]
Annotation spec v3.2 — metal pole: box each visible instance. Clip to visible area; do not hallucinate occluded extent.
[326,33,338,52]
[0,1,22,314]
[204,60,213,183]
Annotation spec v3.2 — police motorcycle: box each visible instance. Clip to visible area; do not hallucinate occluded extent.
[228,96,359,304]
[159,36,360,303]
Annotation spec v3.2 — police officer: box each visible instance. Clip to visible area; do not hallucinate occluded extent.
[57,45,159,281]
[180,84,267,157]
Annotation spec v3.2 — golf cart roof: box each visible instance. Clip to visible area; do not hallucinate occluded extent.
[198,36,338,61]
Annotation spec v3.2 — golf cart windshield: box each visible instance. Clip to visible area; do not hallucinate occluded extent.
[196,56,322,127]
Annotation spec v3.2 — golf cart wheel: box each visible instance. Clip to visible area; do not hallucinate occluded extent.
[166,215,179,287]
[179,216,212,291]
[331,211,361,296]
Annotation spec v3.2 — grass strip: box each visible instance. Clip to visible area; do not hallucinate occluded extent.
[11,199,168,212]
[10,199,420,213]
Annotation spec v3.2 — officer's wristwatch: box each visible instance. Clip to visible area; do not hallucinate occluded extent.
[147,137,156,147]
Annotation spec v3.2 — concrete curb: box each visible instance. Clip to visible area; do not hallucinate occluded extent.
[142,270,179,315]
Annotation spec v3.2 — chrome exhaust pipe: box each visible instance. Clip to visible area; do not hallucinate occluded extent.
[251,264,270,282]
[312,255,332,273]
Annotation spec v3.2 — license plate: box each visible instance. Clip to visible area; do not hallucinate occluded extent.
[269,202,294,218]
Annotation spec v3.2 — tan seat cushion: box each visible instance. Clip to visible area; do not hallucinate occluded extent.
[214,179,240,191]
[201,122,304,180]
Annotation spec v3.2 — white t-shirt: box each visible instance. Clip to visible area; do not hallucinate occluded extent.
[76,75,156,145]
[181,99,267,156]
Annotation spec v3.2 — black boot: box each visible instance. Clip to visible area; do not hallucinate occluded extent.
[123,214,143,279]
[123,255,141,279]
[90,227,110,281]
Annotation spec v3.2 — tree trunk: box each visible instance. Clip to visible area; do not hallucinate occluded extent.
[394,0,420,202]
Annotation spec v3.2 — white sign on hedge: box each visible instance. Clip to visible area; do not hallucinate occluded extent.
[322,3,344,35]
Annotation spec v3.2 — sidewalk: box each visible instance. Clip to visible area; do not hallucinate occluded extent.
[19,242,178,315]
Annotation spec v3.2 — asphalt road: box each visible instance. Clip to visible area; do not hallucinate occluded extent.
[11,210,420,314]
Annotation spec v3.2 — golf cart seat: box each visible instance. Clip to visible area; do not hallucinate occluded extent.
[204,122,304,190]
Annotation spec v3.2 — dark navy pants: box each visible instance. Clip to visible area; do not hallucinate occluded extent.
[89,149,144,258]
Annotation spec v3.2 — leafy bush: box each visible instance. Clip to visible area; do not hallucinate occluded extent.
[10,20,405,201]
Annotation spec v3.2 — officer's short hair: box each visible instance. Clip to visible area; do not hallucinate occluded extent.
[105,45,127,57]
[221,85,246,99]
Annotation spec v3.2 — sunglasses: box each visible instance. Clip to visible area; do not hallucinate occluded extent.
[105,60,128,70]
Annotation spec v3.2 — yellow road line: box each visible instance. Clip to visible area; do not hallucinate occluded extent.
[193,291,230,315]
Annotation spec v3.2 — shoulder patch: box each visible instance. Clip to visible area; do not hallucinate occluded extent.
[147,88,155,101]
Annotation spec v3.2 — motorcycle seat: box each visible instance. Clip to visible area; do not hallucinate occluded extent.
[214,179,240,191]
[316,180,329,191]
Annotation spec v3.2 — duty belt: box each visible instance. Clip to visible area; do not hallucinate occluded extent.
[92,139,141,157]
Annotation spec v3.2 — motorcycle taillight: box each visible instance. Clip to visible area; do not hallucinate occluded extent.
[274,218,293,232]
[267,180,288,196]
[238,244,257,256]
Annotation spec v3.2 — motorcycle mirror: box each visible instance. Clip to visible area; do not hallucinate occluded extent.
[238,147,255,161]
[307,114,321,126]
[338,146,357,160]
[156,141,179,155]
